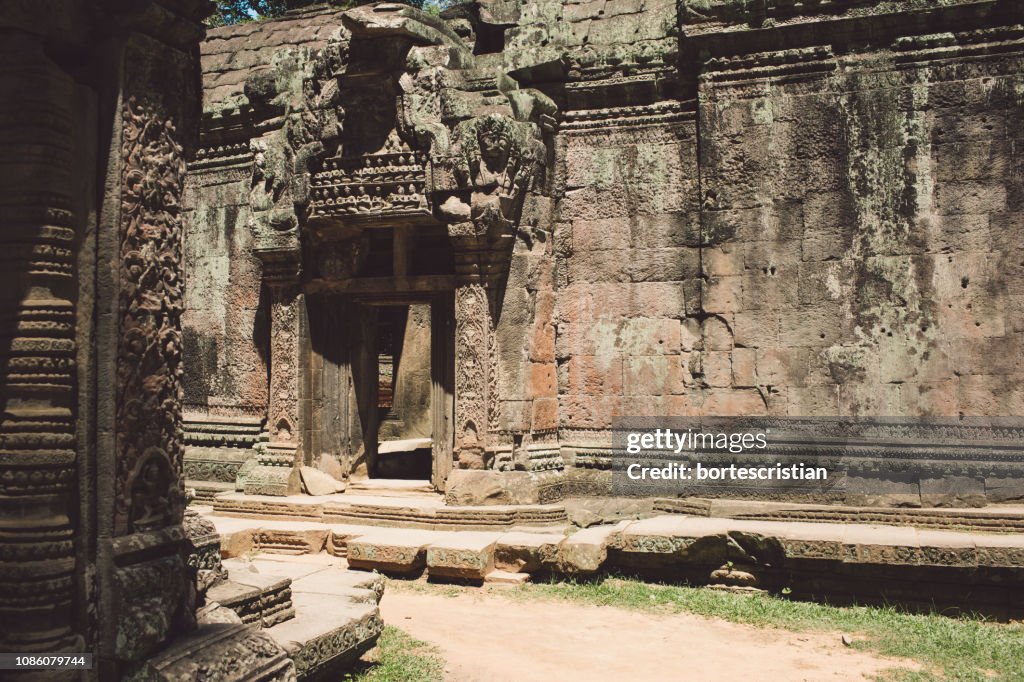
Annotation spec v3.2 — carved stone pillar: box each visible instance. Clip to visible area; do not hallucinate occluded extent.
[449,222,503,470]
[246,251,303,495]
[93,5,209,672]
[453,281,494,469]
[0,33,83,660]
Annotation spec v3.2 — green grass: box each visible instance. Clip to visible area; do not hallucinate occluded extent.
[344,626,444,682]
[389,576,1024,681]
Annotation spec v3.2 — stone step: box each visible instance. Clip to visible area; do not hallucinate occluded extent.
[188,479,235,502]
[208,491,568,530]
[208,571,294,628]
[203,511,1024,616]
[226,555,385,681]
[346,478,437,497]
[654,497,1024,533]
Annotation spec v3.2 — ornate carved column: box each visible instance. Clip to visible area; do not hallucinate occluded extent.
[452,279,497,469]
[247,250,303,496]
[0,32,83,660]
[442,112,548,470]
[94,3,209,672]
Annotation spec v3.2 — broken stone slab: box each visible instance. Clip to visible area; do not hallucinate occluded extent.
[300,466,346,496]
[126,623,296,682]
[267,592,383,681]
[346,528,440,575]
[485,569,531,585]
[494,531,565,572]
[554,521,631,574]
[289,568,385,606]
[616,516,790,569]
[425,531,499,581]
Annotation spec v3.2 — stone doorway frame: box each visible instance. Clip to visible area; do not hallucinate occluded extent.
[305,290,455,492]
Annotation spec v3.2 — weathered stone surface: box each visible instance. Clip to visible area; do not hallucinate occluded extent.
[555,521,631,574]
[182,0,1024,512]
[426,532,497,580]
[268,595,382,681]
[346,529,435,575]
[300,466,345,496]
[494,531,565,572]
[125,623,296,682]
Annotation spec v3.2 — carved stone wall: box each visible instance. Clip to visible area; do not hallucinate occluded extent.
[183,0,1024,501]
[1,0,211,676]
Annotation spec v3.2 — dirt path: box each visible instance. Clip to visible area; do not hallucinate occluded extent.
[380,589,917,682]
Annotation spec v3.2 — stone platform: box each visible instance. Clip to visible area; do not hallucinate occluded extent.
[210,491,568,529]
[203,510,1024,618]
[654,498,1024,533]
[221,554,385,681]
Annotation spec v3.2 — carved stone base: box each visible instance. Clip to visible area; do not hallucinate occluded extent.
[244,466,302,496]
[444,469,566,506]
[244,450,301,496]
[125,623,296,682]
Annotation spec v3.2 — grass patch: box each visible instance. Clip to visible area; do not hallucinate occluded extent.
[344,626,444,682]
[389,576,1024,681]
[517,577,1024,682]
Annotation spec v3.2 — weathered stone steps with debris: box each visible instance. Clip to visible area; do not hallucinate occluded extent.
[219,555,385,681]
[210,491,568,529]
[205,512,1024,618]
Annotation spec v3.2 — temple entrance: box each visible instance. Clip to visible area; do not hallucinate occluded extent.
[308,288,454,491]
[371,304,432,479]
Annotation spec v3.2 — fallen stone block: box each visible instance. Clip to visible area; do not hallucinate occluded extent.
[485,569,531,585]
[346,529,437,575]
[426,532,498,581]
[494,531,565,572]
[555,521,630,574]
[300,466,346,496]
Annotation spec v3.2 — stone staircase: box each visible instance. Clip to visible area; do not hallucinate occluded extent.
[154,508,385,681]
[209,490,569,529]
[201,509,1024,619]
[220,555,384,681]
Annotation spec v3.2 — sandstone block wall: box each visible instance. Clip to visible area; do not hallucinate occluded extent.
[551,1,1024,453]
[182,0,1024,492]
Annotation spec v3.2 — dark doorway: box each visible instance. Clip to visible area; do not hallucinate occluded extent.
[370,303,432,479]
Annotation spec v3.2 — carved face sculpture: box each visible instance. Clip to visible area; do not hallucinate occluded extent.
[478,119,511,171]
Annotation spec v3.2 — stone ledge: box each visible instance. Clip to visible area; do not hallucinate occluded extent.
[654,497,1024,533]
[426,532,497,580]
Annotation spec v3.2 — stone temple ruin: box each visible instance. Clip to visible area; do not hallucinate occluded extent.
[3,0,1024,678]
[187,0,1024,505]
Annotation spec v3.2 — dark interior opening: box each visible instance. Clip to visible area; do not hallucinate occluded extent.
[371,303,432,480]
